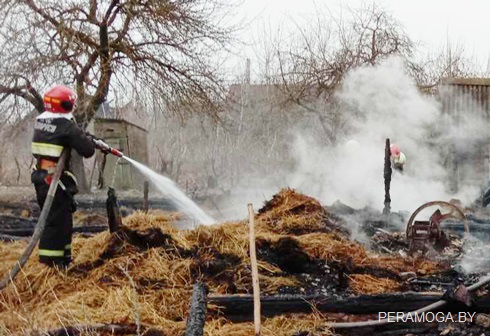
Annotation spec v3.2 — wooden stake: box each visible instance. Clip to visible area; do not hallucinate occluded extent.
[184,282,208,336]
[106,187,123,233]
[143,180,149,213]
[248,203,261,336]
[383,138,392,215]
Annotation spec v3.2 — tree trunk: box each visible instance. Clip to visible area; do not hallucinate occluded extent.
[71,150,90,194]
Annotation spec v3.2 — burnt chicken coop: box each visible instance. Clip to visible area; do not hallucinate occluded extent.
[440,78,490,193]
[87,104,149,190]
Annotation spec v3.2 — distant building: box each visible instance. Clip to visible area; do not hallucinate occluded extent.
[440,78,490,193]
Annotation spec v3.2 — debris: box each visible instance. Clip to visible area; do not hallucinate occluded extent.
[440,326,454,335]
[476,314,490,329]
[400,272,417,280]
[0,189,482,335]
[371,229,408,253]
[406,201,468,257]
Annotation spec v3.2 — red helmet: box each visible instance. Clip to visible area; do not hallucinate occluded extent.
[43,85,77,113]
[390,144,401,156]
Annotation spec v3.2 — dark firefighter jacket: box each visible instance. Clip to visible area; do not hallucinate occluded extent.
[31,112,95,171]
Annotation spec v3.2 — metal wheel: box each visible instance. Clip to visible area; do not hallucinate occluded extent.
[406,200,469,238]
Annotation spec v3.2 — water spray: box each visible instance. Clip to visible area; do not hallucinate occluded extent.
[90,137,216,226]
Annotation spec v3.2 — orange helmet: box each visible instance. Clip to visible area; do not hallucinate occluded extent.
[390,144,400,156]
[43,85,77,113]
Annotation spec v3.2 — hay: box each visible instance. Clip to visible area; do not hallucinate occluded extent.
[73,211,107,226]
[348,274,401,294]
[123,210,182,232]
[258,188,325,218]
[361,255,443,275]
[0,189,447,333]
[257,188,345,235]
[297,233,368,262]
[205,315,331,336]
[183,222,249,258]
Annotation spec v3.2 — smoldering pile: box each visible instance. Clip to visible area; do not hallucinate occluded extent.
[0,189,448,335]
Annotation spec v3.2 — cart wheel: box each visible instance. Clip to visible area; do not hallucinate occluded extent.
[406,201,469,238]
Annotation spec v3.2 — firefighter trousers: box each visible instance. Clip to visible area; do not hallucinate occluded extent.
[32,169,77,267]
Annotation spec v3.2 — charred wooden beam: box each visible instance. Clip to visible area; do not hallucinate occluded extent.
[143,180,149,213]
[332,322,439,336]
[76,198,176,211]
[383,138,392,215]
[0,234,29,242]
[0,198,177,213]
[106,187,123,233]
[209,292,490,320]
[185,282,208,336]
[0,201,39,214]
[0,225,108,237]
[43,323,156,336]
[0,214,36,229]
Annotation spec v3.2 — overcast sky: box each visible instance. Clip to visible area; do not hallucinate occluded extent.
[235,0,490,75]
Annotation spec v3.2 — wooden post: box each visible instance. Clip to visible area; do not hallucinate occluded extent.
[106,187,123,233]
[143,181,149,213]
[185,282,208,336]
[248,203,261,336]
[383,139,392,215]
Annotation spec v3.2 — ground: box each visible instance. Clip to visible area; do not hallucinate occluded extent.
[0,187,489,335]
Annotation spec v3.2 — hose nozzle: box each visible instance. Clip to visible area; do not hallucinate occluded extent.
[93,139,123,157]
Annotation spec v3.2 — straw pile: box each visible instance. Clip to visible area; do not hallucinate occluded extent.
[0,189,445,335]
[257,188,348,236]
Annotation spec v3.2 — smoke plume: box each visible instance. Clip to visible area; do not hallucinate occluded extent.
[288,57,484,214]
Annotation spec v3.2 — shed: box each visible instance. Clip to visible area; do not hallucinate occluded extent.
[440,78,490,192]
[87,103,149,190]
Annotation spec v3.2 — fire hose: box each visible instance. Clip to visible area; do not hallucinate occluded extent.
[0,149,68,290]
[0,137,123,290]
[327,273,490,329]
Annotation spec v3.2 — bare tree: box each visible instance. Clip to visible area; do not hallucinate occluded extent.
[261,4,414,145]
[144,5,417,197]
[408,42,483,95]
[0,0,236,190]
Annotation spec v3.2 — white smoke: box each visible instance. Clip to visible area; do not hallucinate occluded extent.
[288,57,483,214]
[458,235,489,274]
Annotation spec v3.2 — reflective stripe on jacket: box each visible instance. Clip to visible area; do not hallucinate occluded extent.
[31,112,95,168]
[38,249,65,257]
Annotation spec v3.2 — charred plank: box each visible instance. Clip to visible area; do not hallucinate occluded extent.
[185,282,208,336]
[106,187,123,233]
[209,292,490,320]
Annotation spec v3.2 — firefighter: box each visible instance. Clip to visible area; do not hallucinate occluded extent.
[390,144,406,172]
[31,85,95,268]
